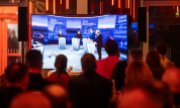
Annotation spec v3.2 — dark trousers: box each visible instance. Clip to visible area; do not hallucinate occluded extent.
[97,46,102,60]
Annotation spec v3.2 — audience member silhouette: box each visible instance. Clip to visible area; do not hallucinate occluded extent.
[96,39,120,80]
[162,67,180,107]
[26,50,50,90]
[155,42,174,69]
[47,54,69,89]
[117,81,174,108]
[128,49,143,63]
[146,50,164,80]
[125,61,154,86]
[113,60,127,91]
[113,49,142,91]
[43,84,68,108]
[69,53,112,108]
[0,63,29,108]
[10,91,52,108]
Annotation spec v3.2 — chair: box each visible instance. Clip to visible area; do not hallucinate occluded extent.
[58,37,66,49]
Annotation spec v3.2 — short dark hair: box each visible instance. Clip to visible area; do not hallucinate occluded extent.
[104,39,119,56]
[81,53,96,76]
[55,54,67,72]
[26,50,42,68]
[155,42,167,56]
[5,63,28,83]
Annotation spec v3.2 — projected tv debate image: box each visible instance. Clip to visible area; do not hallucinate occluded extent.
[32,15,128,71]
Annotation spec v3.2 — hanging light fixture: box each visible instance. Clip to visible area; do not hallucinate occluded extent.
[111,0,114,6]
[176,6,179,17]
[66,0,69,9]
[118,0,121,8]
[46,0,49,11]
[53,0,56,14]
[60,0,62,5]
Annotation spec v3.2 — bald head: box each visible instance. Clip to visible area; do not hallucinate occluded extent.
[117,82,173,108]
[162,67,180,92]
[43,85,68,108]
[118,89,162,108]
[10,91,52,108]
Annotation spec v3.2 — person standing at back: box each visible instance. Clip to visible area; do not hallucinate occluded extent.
[96,39,120,80]
[26,50,50,90]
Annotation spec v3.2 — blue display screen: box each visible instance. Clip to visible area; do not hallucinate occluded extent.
[32,15,128,70]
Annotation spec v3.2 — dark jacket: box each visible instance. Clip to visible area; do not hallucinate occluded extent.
[96,34,103,48]
[68,73,112,108]
[28,73,51,91]
[0,87,22,108]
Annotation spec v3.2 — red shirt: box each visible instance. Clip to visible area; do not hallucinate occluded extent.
[47,72,69,89]
[96,56,119,80]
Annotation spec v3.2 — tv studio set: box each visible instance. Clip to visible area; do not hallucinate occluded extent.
[32,14,128,71]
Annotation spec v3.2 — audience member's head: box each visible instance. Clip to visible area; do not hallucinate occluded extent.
[162,67,180,93]
[128,49,143,63]
[54,54,67,73]
[117,81,174,108]
[104,39,119,56]
[43,84,68,108]
[5,63,29,90]
[146,50,161,67]
[81,53,96,76]
[10,91,52,108]
[155,42,167,56]
[125,61,153,86]
[26,50,43,69]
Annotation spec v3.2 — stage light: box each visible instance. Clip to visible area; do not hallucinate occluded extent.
[176,6,180,17]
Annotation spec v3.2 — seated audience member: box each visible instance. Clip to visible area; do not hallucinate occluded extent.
[125,61,154,86]
[146,50,164,80]
[47,54,69,89]
[96,39,120,80]
[117,81,174,108]
[155,42,174,69]
[43,84,68,108]
[0,63,29,108]
[162,67,180,107]
[26,50,50,90]
[69,54,112,108]
[10,91,52,108]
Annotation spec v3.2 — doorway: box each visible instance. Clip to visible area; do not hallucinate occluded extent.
[0,6,20,75]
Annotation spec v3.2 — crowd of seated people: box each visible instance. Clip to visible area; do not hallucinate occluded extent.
[0,40,180,108]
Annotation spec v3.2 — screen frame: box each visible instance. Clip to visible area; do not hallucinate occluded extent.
[30,14,129,70]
